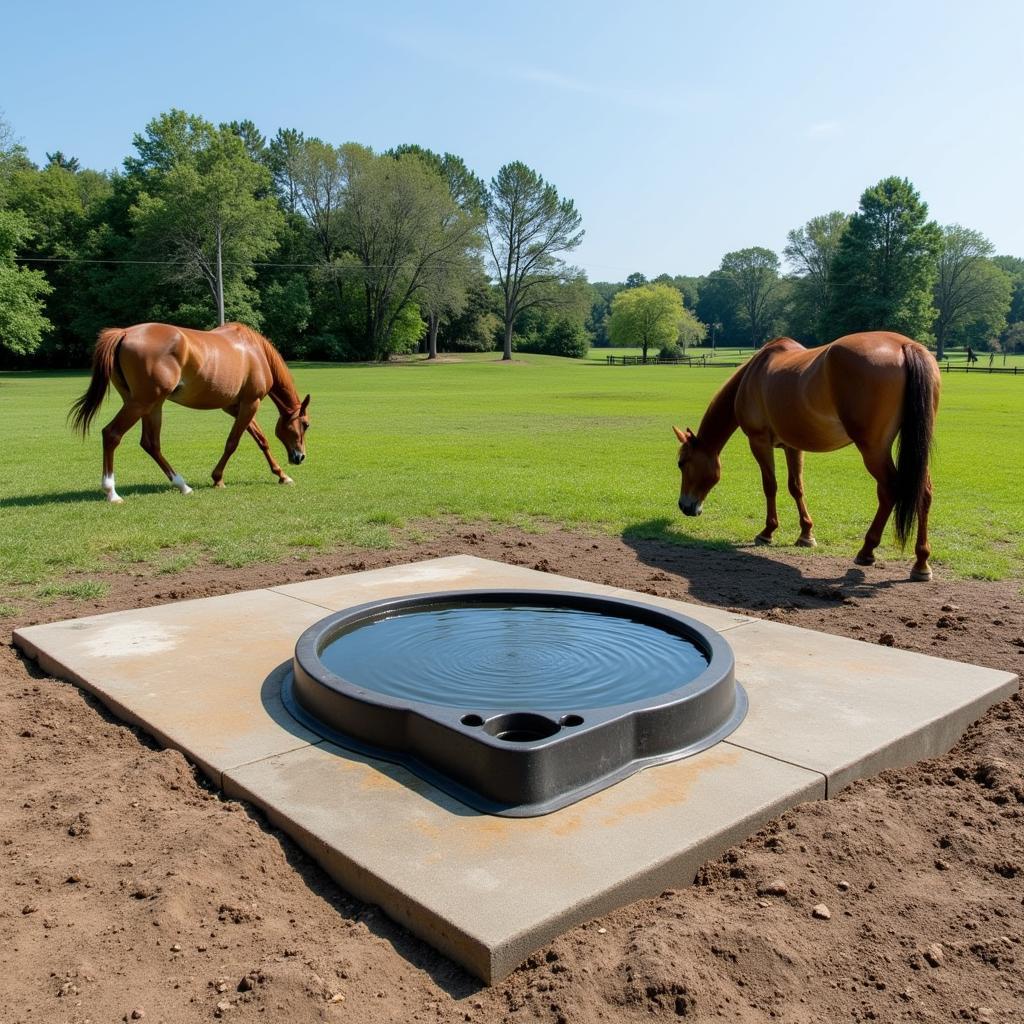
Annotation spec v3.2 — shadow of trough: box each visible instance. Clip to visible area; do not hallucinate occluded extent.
[621,517,911,612]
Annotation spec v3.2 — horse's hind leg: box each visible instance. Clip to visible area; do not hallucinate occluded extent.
[211,400,260,487]
[748,436,779,544]
[140,406,192,495]
[100,401,146,503]
[784,446,815,547]
[911,473,933,581]
[245,421,293,485]
[854,448,897,567]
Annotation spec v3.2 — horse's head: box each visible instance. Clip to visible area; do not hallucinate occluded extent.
[277,394,311,465]
[673,425,720,516]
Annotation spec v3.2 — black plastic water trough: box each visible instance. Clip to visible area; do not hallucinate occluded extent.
[282,589,746,817]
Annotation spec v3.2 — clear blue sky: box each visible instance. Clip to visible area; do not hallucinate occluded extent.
[3,0,1022,280]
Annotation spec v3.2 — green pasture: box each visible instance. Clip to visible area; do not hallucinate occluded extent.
[1,354,1021,607]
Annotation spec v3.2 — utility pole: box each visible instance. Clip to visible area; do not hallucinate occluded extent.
[216,222,225,325]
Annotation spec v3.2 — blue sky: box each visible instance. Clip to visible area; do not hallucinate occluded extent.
[3,0,1022,280]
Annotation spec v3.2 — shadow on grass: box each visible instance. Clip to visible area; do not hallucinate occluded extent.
[621,517,909,610]
[0,483,172,508]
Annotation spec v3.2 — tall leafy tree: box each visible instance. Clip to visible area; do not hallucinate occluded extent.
[933,225,1012,359]
[484,162,584,360]
[720,247,782,347]
[784,211,849,342]
[825,177,941,341]
[389,145,486,358]
[0,207,52,359]
[991,255,1024,326]
[344,152,481,359]
[129,114,283,325]
[608,282,698,361]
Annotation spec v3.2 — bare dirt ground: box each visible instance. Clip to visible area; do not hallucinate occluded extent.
[2,527,1022,1024]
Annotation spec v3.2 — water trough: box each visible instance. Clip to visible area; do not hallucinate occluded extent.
[284,589,746,815]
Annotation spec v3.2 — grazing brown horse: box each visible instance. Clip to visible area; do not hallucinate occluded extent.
[673,332,940,580]
[69,322,310,502]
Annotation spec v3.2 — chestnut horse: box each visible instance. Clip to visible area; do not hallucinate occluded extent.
[69,322,310,502]
[673,332,940,580]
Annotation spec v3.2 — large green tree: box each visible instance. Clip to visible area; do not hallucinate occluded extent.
[389,145,486,358]
[783,211,849,342]
[0,207,52,358]
[720,247,783,347]
[932,225,1012,359]
[485,162,584,360]
[608,282,696,361]
[825,177,941,341]
[344,152,481,360]
[128,111,283,325]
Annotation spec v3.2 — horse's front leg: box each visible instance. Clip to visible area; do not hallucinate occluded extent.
[855,448,896,567]
[212,400,260,488]
[784,446,815,547]
[140,405,192,495]
[245,421,294,485]
[748,436,779,545]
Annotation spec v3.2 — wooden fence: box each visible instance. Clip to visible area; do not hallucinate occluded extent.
[604,353,741,367]
[943,363,1022,375]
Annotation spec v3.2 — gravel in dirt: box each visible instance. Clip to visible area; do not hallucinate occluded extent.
[2,525,1022,1023]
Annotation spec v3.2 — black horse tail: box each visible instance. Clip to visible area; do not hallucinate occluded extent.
[68,328,124,436]
[893,343,938,548]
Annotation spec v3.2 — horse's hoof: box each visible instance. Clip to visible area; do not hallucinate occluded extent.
[179,486,194,496]
[854,553,874,566]
[213,480,226,489]
[280,475,294,485]
[754,534,773,546]
[795,536,817,548]
[106,495,124,505]
[910,568,933,582]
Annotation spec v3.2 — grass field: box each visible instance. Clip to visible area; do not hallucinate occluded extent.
[1,353,1021,606]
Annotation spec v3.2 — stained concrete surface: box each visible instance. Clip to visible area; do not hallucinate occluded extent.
[14,556,1018,982]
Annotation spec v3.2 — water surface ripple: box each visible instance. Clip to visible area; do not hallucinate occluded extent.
[318,604,708,711]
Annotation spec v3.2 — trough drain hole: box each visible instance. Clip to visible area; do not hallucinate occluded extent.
[561,714,584,727]
[460,714,484,727]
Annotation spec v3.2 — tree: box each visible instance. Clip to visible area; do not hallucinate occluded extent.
[344,152,481,360]
[784,211,849,342]
[485,161,584,360]
[608,283,698,361]
[389,146,486,358]
[720,247,782,347]
[992,256,1024,325]
[266,128,306,215]
[625,271,647,289]
[0,207,52,358]
[825,177,941,341]
[129,115,283,325]
[932,226,1012,359]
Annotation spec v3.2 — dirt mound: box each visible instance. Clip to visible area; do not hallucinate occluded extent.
[2,527,1021,1023]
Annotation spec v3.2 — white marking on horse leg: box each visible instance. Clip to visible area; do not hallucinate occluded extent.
[170,473,193,495]
[102,474,123,504]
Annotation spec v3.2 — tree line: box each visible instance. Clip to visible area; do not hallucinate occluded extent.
[2,108,1021,368]
[594,177,1023,362]
[0,110,585,367]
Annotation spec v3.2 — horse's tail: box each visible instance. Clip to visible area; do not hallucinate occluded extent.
[69,328,124,436]
[893,342,938,548]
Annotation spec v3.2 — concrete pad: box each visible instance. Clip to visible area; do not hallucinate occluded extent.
[14,591,326,782]
[223,738,824,982]
[724,619,1019,794]
[271,553,756,634]
[13,555,1018,982]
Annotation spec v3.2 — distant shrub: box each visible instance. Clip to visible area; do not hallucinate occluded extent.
[658,343,683,360]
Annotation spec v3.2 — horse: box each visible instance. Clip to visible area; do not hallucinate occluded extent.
[69,322,310,503]
[673,331,940,580]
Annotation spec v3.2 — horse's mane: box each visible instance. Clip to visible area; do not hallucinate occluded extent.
[227,323,299,409]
